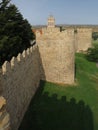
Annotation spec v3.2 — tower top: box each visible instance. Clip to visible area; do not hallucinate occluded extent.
[47,15,55,28]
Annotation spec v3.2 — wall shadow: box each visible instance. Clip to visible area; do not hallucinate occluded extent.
[19,81,94,130]
[37,46,46,80]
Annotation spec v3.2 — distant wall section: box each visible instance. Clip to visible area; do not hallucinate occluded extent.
[75,28,92,52]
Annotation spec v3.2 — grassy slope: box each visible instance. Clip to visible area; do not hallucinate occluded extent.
[19,53,98,130]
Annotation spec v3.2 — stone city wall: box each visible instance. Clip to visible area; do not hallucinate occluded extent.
[0,45,40,130]
[75,28,92,52]
[0,26,92,130]
[36,28,75,84]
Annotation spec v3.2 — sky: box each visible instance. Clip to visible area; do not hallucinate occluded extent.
[11,0,98,26]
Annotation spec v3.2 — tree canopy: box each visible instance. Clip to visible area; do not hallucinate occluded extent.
[86,44,98,62]
[0,0,35,66]
[92,32,98,40]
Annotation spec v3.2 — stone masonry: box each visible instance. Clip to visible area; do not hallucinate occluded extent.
[36,27,75,84]
[0,96,10,130]
[0,15,92,130]
[36,16,92,84]
[75,28,92,52]
[0,45,40,130]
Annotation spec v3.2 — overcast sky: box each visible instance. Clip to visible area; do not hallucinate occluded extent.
[11,0,98,25]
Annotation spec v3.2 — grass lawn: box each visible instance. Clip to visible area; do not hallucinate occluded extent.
[92,39,98,45]
[19,53,98,130]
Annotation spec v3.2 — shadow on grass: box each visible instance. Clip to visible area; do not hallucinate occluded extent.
[19,80,94,130]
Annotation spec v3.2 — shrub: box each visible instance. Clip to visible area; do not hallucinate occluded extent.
[86,44,98,62]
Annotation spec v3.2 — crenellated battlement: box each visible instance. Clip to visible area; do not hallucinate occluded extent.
[0,44,40,130]
[2,45,37,75]
[77,28,92,33]
[36,27,74,40]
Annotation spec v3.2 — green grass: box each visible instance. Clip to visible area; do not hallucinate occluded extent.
[19,53,98,130]
[92,39,98,45]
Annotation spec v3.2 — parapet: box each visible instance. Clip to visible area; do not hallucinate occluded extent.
[36,27,75,40]
[42,27,60,33]
[77,28,92,33]
[2,45,38,75]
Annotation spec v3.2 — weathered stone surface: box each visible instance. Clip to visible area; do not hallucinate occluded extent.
[75,28,92,52]
[1,45,40,130]
[0,96,6,109]
[0,96,10,130]
[37,27,75,84]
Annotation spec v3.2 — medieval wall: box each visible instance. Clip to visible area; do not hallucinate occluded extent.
[75,28,92,52]
[0,45,40,130]
[36,28,75,84]
[0,20,93,130]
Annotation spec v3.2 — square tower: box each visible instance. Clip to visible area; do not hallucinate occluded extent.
[47,15,55,28]
[36,16,75,85]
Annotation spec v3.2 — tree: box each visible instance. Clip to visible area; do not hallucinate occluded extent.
[0,0,35,66]
[92,32,98,40]
[86,44,98,62]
